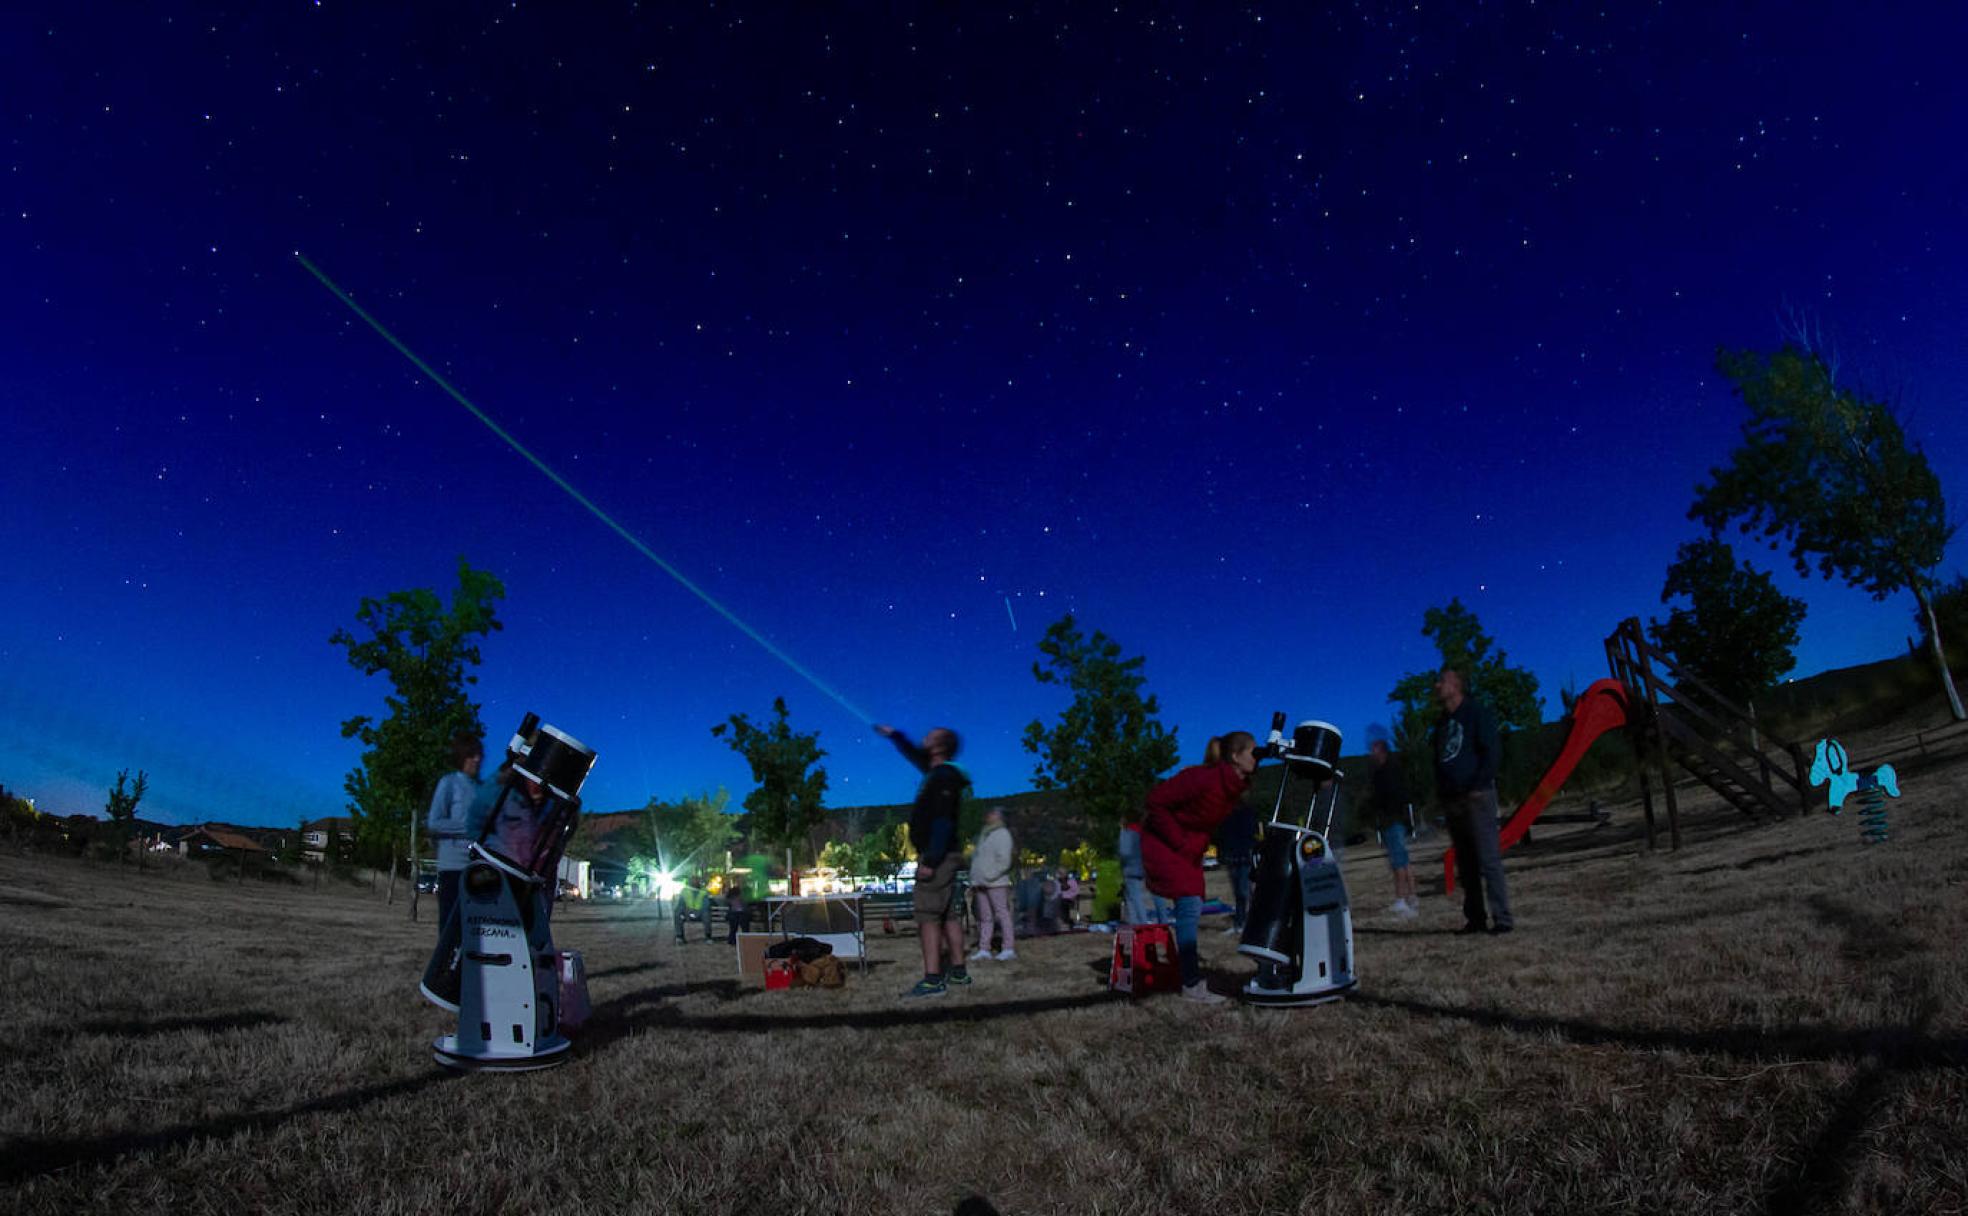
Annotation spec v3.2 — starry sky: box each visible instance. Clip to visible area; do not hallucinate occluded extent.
[5,3,1965,828]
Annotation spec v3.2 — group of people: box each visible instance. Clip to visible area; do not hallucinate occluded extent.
[1094,663,1513,1004]
[421,663,1517,1004]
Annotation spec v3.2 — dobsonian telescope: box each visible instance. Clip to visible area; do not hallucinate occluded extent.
[420,713,597,1070]
[1239,713,1357,1007]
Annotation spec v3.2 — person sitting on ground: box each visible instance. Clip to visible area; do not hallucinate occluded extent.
[876,723,973,998]
[1141,731,1259,1005]
[968,807,1017,961]
[1366,737,1419,919]
[1057,866,1081,929]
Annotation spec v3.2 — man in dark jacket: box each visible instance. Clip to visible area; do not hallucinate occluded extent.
[877,723,973,997]
[1431,667,1514,934]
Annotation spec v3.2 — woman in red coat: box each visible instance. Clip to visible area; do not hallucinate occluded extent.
[1141,730,1257,1003]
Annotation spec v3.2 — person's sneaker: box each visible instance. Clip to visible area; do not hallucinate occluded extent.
[1488,923,1514,936]
[1387,900,1411,916]
[1181,981,1228,1005]
[994,949,1017,961]
[946,968,973,986]
[1395,902,1420,920]
[1220,925,1241,936]
[1456,922,1489,936]
[968,948,993,961]
[903,977,948,999]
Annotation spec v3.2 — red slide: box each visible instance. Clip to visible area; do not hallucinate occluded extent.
[1443,678,1630,893]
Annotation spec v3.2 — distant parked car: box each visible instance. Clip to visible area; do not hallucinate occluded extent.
[415,874,438,894]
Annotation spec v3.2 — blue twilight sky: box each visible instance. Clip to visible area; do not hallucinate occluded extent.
[3,4,1964,827]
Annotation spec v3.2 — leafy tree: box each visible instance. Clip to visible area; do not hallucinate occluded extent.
[330,559,505,866]
[615,788,741,881]
[849,822,914,881]
[1386,599,1544,804]
[1021,615,1181,837]
[2,783,39,839]
[103,768,148,862]
[1059,841,1097,879]
[1646,538,1807,707]
[712,698,829,858]
[1695,344,1962,720]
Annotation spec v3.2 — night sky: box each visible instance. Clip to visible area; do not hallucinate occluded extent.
[5,4,1965,828]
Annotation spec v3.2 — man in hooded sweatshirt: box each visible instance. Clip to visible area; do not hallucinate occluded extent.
[877,724,973,997]
[1432,666,1513,935]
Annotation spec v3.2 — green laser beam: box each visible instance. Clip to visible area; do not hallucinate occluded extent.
[294,251,874,727]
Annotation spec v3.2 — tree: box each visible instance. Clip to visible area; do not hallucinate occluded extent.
[712,698,829,858]
[650,788,741,877]
[1915,573,1967,663]
[330,559,505,867]
[1021,615,1181,837]
[1386,599,1544,803]
[103,768,148,862]
[1695,344,1962,720]
[1646,538,1808,707]
[845,822,912,883]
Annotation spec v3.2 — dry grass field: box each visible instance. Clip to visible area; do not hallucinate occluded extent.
[4,716,1967,1215]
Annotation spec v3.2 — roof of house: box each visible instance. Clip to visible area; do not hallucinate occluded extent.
[183,824,269,853]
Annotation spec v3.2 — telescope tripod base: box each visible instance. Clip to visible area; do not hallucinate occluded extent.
[432,1033,572,1073]
[1241,978,1356,1008]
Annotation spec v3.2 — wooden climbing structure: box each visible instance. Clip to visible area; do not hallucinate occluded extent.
[1443,618,1812,891]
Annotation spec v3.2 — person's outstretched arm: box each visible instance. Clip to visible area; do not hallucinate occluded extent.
[875,723,930,773]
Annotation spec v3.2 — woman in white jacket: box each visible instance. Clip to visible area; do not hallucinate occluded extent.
[968,807,1017,961]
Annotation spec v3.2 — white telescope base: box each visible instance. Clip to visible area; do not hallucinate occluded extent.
[433,1030,571,1072]
[428,846,571,1073]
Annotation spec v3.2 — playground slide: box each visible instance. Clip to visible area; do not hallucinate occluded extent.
[1443,678,1630,893]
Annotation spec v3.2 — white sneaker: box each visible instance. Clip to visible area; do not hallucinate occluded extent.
[1387,900,1410,915]
[1220,926,1242,936]
[994,949,1017,961]
[1395,902,1419,920]
[968,948,993,961]
[1181,981,1227,1005]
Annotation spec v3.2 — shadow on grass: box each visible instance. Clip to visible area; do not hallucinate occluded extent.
[0,1070,464,1185]
[1352,994,1967,1071]
[70,1011,289,1038]
[1678,845,1840,877]
[584,959,670,980]
[580,987,1116,1052]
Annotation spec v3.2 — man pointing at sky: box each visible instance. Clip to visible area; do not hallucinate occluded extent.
[877,723,973,998]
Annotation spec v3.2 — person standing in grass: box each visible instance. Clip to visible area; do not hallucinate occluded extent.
[1433,667,1513,935]
[1141,731,1259,1004]
[1216,799,1258,936]
[1367,737,1419,919]
[968,806,1016,961]
[725,873,752,944]
[426,730,483,934]
[1117,812,1167,925]
[877,723,973,998]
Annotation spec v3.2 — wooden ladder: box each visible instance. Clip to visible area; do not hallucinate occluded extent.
[1604,618,1811,849]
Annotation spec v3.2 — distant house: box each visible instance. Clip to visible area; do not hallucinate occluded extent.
[302,816,356,863]
[177,824,271,859]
